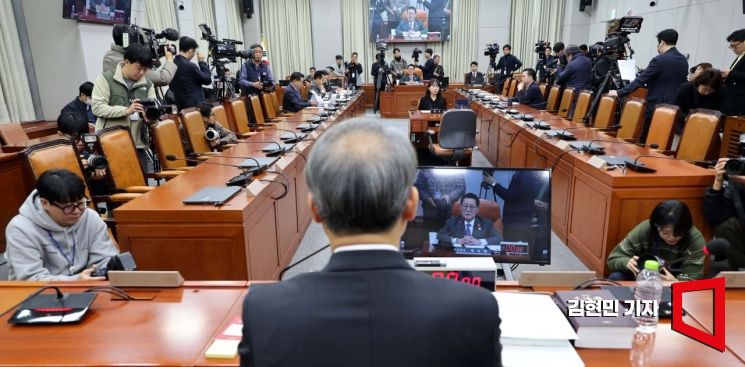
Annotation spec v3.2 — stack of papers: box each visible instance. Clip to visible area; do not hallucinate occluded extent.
[494,292,584,367]
[205,316,243,359]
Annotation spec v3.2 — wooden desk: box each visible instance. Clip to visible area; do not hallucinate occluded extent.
[379,83,467,118]
[113,94,366,281]
[683,289,745,363]
[0,281,248,366]
[464,92,715,275]
[0,152,31,253]
[408,110,443,149]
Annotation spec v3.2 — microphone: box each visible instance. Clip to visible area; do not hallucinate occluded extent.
[237,140,292,157]
[624,154,678,173]
[549,124,622,141]
[261,126,306,144]
[579,139,659,155]
[212,155,275,173]
[155,28,180,41]
[526,116,564,130]
[165,154,254,186]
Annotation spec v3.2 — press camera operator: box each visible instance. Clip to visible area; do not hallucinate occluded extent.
[703,157,745,270]
[389,48,407,82]
[56,112,109,196]
[170,36,212,111]
[546,42,566,84]
[495,44,522,93]
[345,52,364,88]
[239,44,275,95]
[556,45,592,116]
[102,24,176,86]
[534,42,554,83]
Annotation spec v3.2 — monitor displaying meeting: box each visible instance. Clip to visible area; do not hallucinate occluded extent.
[401,167,551,265]
[369,0,452,43]
[62,0,131,25]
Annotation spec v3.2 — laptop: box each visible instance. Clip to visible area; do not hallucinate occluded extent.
[182,186,242,206]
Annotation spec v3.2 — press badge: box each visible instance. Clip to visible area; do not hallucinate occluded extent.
[130,113,139,121]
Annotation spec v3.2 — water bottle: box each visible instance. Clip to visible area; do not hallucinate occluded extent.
[630,260,662,367]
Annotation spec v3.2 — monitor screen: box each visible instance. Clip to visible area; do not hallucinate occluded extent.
[63,0,132,25]
[401,167,551,265]
[369,1,452,43]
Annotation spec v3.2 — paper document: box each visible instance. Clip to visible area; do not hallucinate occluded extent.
[501,339,584,367]
[493,292,577,340]
[617,59,637,81]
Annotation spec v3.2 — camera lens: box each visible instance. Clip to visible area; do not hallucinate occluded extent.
[88,155,108,170]
[725,159,745,176]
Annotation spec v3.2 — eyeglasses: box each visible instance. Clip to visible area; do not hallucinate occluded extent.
[51,198,90,214]
[729,41,743,49]
[461,205,478,210]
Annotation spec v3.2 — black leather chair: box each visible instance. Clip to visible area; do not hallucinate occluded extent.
[426,109,477,165]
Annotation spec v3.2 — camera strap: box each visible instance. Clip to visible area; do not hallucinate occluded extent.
[46,230,77,276]
[728,176,745,229]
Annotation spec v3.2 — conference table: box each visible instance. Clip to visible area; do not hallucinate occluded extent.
[0,281,741,366]
[460,90,716,275]
[112,93,366,281]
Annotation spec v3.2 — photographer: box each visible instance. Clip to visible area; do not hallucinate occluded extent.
[56,112,108,196]
[170,36,212,111]
[389,48,407,81]
[703,158,745,269]
[345,52,364,88]
[283,72,318,112]
[535,48,554,83]
[180,102,237,155]
[609,29,688,142]
[556,45,592,116]
[495,44,522,93]
[332,55,345,77]
[546,42,566,84]
[92,44,157,165]
[61,82,96,124]
[5,169,119,281]
[239,44,275,95]
[102,24,176,87]
[432,55,444,82]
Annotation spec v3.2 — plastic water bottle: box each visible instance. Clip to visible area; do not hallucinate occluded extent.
[630,260,662,367]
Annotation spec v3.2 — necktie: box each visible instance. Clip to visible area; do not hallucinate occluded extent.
[410,22,414,30]
[465,223,472,236]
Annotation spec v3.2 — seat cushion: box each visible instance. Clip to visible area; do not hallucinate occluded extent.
[431,143,473,157]
[124,186,155,193]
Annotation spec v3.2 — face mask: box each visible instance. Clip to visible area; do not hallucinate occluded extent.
[84,98,92,106]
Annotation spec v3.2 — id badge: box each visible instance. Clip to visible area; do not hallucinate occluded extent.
[129,112,139,121]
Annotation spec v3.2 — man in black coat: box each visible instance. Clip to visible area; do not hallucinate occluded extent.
[495,44,522,94]
[437,193,501,248]
[169,36,212,111]
[721,28,745,116]
[610,29,688,141]
[421,48,435,80]
[510,68,545,109]
[282,72,317,113]
[239,119,502,367]
[60,81,96,124]
[465,61,485,85]
[703,158,745,270]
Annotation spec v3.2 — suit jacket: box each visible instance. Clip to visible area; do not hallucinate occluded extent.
[493,171,545,226]
[282,84,311,112]
[169,55,212,111]
[61,97,95,124]
[401,74,422,83]
[239,250,502,367]
[617,47,688,108]
[721,53,745,116]
[423,58,435,80]
[510,83,546,109]
[395,19,427,34]
[556,53,592,92]
[466,71,485,85]
[437,216,501,247]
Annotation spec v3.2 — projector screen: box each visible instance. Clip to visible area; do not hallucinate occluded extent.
[369,0,452,43]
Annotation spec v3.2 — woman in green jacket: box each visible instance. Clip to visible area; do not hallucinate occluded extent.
[607,200,706,281]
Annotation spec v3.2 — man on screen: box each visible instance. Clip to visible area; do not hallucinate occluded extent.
[437,193,501,248]
[395,6,427,37]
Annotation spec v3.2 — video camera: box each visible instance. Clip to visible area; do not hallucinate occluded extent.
[601,16,643,58]
[534,40,551,55]
[137,98,171,122]
[376,41,388,63]
[199,23,250,63]
[125,25,180,68]
[483,43,500,58]
[724,134,745,176]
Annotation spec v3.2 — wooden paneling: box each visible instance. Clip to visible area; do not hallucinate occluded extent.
[379,83,467,118]
[0,153,27,252]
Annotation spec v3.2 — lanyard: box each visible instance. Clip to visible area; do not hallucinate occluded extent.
[46,230,76,276]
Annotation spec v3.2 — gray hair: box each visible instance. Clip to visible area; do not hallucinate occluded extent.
[305,118,417,235]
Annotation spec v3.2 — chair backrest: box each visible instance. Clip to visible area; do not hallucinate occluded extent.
[97,126,146,189]
[438,110,477,149]
[180,108,212,154]
[507,78,518,97]
[413,68,423,80]
[300,84,309,100]
[557,87,575,118]
[721,116,745,158]
[538,83,548,98]
[451,199,503,232]
[545,85,561,112]
[262,93,278,119]
[501,79,512,96]
[593,94,618,129]
[211,104,233,133]
[152,119,188,169]
[571,91,593,123]
[270,91,282,114]
[0,123,30,146]
[646,104,680,151]
[229,99,251,134]
[250,95,267,126]
[20,140,91,199]
[616,98,647,141]
[677,109,723,161]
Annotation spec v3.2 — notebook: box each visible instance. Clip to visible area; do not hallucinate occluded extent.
[182,187,242,206]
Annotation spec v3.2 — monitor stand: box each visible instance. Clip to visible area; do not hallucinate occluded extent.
[499,263,515,280]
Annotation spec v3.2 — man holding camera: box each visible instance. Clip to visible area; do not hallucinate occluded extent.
[703,158,745,270]
[170,36,212,111]
[239,44,275,96]
[102,24,176,87]
[345,52,364,88]
[389,48,407,82]
[180,102,238,156]
[5,169,119,281]
[92,44,157,163]
[556,45,592,116]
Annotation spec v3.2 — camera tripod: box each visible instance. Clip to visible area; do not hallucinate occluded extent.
[582,58,625,126]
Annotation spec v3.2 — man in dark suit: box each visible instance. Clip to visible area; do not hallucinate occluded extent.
[437,193,501,248]
[282,72,316,113]
[422,48,435,80]
[556,45,592,116]
[610,29,688,141]
[465,61,485,85]
[395,6,427,36]
[239,119,502,367]
[169,36,212,111]
[510,68,545,109]
[721,28,745,116]
[495,45,522,93]
[61,82,96,124]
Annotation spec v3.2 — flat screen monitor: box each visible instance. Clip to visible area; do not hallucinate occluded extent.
[369,1,452,43]
[63,0,132,25]
[401,167,551,265]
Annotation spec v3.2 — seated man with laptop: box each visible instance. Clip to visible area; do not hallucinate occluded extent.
[436,193,501,248]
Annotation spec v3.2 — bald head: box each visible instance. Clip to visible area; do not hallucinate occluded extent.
[305,118,417,235]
